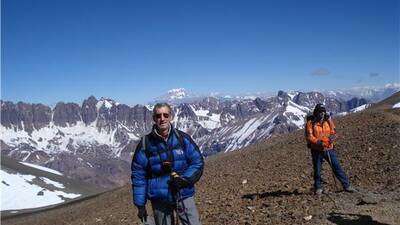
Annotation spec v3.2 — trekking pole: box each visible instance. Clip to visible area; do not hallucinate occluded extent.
[171,172,192,225]
[326,150,339,191]
[170,172,181,225]
[175,189,192,225]
[174,191,180,225]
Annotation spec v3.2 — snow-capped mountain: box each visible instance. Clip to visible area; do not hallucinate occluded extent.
[154,88,279,104]
[1,156,98,214]
[167,88,187,100]
[323,83,400,102]
[96,97,119,110]
[1,96,151,188]
[0,91,369,188]
[161,90,367,156]
[153,88,202,104]
[154,83,399,106]
[208,91,277,101]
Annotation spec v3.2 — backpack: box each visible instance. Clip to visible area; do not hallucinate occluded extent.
[304,114,315,149]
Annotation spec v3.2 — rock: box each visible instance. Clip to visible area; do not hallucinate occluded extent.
[81,96,98,125]
[303,215,312,221]
[246,206,255,212]
[261,203,270,208]
[357,196,379,205]
[53,102,81,127]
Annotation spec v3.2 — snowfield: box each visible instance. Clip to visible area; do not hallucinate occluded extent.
[1,169,81,211]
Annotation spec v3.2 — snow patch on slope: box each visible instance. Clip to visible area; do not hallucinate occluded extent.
[20,162,63,176]
[1,169,81,211]
[350,104,371,112]
[190,106,221,130]
[225,116,270,151]
[284,101,309,128]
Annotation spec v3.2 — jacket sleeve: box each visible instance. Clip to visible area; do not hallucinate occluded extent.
[328,118,337,135]
[306,120,319,144]
[131,140,148,206]
[181,134,204,185]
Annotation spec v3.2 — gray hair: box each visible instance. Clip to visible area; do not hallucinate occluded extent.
[152,102,173,116]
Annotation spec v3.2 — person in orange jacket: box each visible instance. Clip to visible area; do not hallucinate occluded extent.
[306,104,356,195]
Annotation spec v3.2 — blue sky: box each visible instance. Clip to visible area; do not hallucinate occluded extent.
[1,0,399,105]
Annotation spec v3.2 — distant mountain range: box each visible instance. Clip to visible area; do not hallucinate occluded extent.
[322,83,400,102]
[1,84,398,189]
[154,83,399,103]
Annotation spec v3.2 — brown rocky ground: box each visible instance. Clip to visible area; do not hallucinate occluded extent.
[2,95,400,225]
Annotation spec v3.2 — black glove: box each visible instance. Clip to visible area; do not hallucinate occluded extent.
[170,173,190,189]
[137,206,147,222]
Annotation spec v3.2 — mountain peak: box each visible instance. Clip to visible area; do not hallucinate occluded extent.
[153,88,194,103]
[96,97,119,110]
[277,90,290,99]
[167,88,187,100]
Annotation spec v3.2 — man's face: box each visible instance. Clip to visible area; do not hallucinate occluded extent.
[153,106,172,131]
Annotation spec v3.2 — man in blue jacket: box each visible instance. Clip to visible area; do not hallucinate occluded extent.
[131,103,204,225]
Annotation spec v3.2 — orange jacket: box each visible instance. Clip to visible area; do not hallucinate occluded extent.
[306,118,336,150]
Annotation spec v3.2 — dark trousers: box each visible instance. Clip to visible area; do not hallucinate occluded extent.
[311,149,350,190]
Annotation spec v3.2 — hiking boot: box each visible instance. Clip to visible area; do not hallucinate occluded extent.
[315,188,323,195]
[344,186,356,193]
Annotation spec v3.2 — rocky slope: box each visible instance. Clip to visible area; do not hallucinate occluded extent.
[2,93,399,225]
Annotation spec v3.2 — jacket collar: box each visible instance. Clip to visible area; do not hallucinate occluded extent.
[151,123,173,142]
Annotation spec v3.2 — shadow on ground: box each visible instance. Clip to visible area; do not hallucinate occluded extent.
[327,212,390,225]
[242,189,303,200]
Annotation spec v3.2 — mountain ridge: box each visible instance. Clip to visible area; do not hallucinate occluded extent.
[1,90,397,189]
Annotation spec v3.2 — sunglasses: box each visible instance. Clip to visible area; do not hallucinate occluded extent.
[154,113,170,119]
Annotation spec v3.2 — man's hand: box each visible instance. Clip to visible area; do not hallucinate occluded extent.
[137,206,147,222]
[170,173,190,189]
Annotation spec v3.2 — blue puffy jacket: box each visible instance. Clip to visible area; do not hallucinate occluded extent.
[131,125,204,206]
